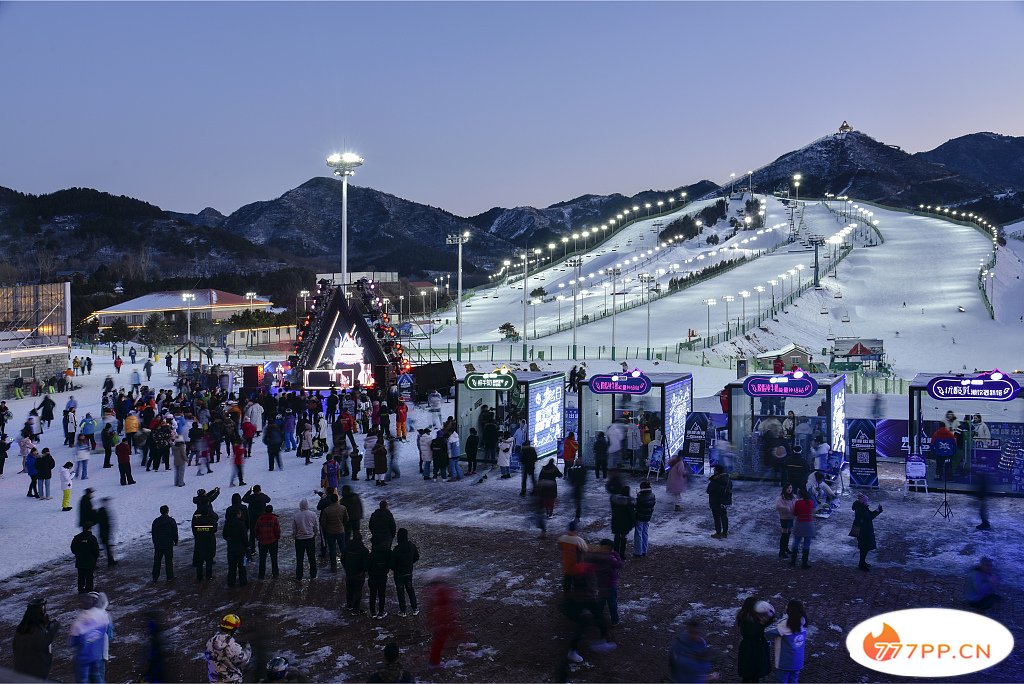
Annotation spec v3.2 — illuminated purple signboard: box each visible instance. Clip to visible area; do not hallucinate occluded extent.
[742,373,819,398]
[926,371,1020,402]
[589,371,652,395]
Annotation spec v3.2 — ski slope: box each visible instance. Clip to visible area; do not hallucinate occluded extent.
[436,195,802,343]
[445,197,1022,377]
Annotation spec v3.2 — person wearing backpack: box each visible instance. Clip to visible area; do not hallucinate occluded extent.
[609,485,635,559]
[707,464,733,540]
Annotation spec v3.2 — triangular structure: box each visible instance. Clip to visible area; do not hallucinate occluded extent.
[847,342,872,356]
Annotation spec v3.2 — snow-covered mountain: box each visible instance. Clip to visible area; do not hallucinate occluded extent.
[915,132,1024,192]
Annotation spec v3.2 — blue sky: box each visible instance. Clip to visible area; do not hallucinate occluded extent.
[1,1,1022,216]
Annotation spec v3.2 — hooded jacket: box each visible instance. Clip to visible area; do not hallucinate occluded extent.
[68,594,113,664]
[292,499,318,540]
[765,617,807,672]
[391,529,420,577]
[634,488,656,523]
[205,631,251,684]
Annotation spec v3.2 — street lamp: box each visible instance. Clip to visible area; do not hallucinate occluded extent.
[703,298,716,343]
[754,285,765,316]
[433,286,439,310]
[298,289,310,312]
[398,295,404,320]
[447,230,471,359]
[561,236,570,258]
[722,295,735,333]
[557,294,565,327]
[768,279,777,314]
[795,264,805,290]
[548,242,556,263]
[739,290,750,329]
[325,151,364,289]
[747,170,753,196]
[567,257,583,359]
[420,289,427,314]
[245,291,256,313]
[182,292,196,344]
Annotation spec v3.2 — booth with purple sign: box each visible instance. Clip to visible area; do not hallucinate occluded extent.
[725,372,847,481]
[907,371,1024,495]
[578,370,692,471]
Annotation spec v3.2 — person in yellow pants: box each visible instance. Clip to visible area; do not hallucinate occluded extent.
[59,461,75,511]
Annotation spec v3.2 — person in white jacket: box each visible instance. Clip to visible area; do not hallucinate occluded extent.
[497,433,514,478]
[69,591,113,683]
[293,498,319,581]
[205,614,250,683]
[243,402,264,433]
[427,390,443,428]
[59,461,76,512]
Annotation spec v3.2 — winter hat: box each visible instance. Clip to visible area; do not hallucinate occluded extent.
[88,592,109,610]
[856,492,869,503]
[568,520,579,532]
[640,481,652,490]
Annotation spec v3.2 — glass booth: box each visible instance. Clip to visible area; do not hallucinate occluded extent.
[579,372,693,471]
[726,373,847,480]
[908,372,1024,495]
[455,370,565,461]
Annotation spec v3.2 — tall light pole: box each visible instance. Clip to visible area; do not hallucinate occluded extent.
[447,230,471,360]
[299,289,310,312]
[548,242,556,263]
[754,285,764,317]
[561,236,570,258]
[568,257,582,359]
[245,291,256,313]
[768,279,777,315]
[182,292,196,345]
[326,151,364,290]
[398,295,404,321]
[557,294,565,327]
[703,298,716,344]
[420,289,427,314]
[722,295,735,334]
[747,170,753,197]
[610,266,620,360]
[739,290,750,329]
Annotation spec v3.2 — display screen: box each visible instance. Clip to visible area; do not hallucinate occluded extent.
[831,376,847,456]
[663,378,691,459]
[529,376,564,458]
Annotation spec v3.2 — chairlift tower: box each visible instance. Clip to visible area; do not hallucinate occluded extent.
[808,234,826,288]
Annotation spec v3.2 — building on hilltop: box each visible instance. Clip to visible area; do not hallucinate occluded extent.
[838,120,854,134]
[89,289,272,329]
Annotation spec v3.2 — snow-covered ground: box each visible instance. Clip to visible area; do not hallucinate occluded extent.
[431,196,797,343]
[446,198,1023,378]
[2,349,1021,593]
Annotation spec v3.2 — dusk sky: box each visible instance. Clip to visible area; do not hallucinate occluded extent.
[2,2,1023,217]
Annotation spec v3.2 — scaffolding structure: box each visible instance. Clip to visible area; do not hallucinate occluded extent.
[0,282,71,351]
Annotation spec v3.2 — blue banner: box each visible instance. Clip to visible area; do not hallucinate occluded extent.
[847,418,879,488]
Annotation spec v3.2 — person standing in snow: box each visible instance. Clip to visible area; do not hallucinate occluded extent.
[293,498,319,581]
[13,597,60,681]
[59,460,75,511]
[775,483,796,559]
[764,600,808,684]
[205,614,251,684]
[69,591,114,683]
[70,523,101,594]
[633,481,656,557]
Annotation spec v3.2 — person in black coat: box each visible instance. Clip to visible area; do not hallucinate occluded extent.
[390,528,420,616]
[592,432,610,479]
[193,486,220,514]
[852,493,884,571]
[464,428,480,475]
[707,465,732,539]
[191,509,219,581]
[341,485,363,543]
[567,456,587,520]
[13,597,59,680]
[482,420,499,464]
[367,544,392,619]
[736,597,772,682]
[70,524,100,593]
[368,500,396,550]
[78,488,96,530]
[151,505,179,581]
[94,498,117,567]
[519,440,538,496]
[241,485,270,554]
[344,533,370,614]
[223,507,249,587]
[609,485,636,559]
[633,481,656,557]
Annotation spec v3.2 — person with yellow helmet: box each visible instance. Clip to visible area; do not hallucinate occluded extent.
[205,614,251,683]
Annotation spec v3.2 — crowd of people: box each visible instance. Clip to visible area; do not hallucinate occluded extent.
[0,345,1010,683]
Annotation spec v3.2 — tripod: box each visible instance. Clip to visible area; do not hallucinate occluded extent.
[933,458,954,519]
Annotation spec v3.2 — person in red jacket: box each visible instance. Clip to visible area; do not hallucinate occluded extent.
[115,440,135,486]
[790,489,815,569]
[773,357,784,374]
[427,571,461,667]
[113,356,123,374]
[395,403,409,442]
[240,419,258,458]
[254,505,281,579]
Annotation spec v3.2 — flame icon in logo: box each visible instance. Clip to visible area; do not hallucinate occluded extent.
[863,623,901,661]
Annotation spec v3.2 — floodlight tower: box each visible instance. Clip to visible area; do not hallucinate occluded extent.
[326,151,365,289]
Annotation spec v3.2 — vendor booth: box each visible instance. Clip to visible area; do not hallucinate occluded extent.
[579,371,692,471]
[455,369,565,460]
[725,372,847,480]
[907,371,1024,495]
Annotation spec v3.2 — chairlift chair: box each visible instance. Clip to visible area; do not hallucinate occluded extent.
[834,290,843,298]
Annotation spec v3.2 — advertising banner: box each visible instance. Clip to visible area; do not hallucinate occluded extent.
[926,373,1020,402]
[683,412,709,475]
[564,406,579,440]
[847,418,879,488]
[663,378,691,459]
[528,376,564,458]
[742,373,819,398]
[589,372,652,395]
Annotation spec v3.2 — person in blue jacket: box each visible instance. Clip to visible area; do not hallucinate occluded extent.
[765,599,808,683]
[69,591,114,683]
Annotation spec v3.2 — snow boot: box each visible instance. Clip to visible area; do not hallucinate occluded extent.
[789,547,798,567]
[801,549,810,569]
[779,533,791,559]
